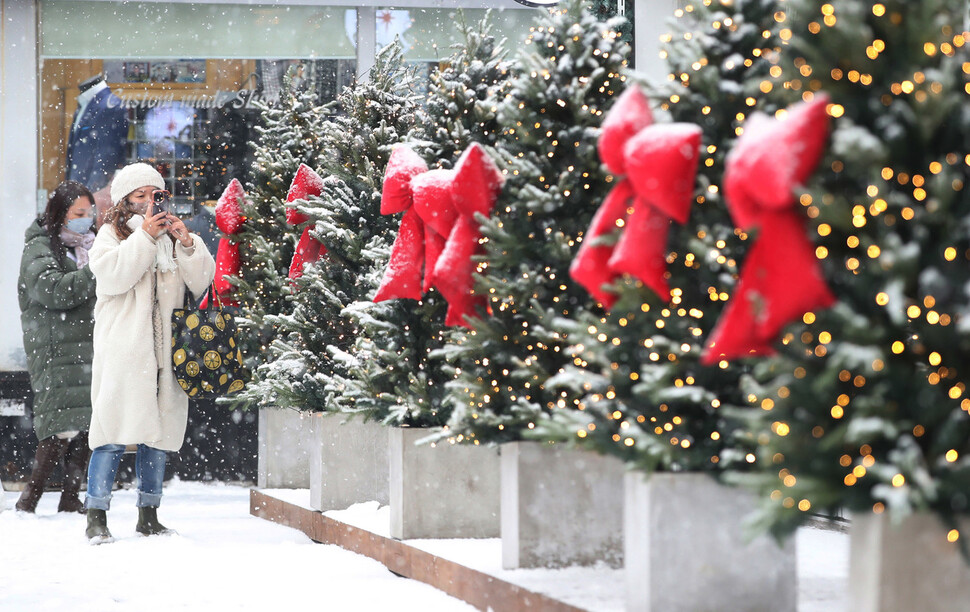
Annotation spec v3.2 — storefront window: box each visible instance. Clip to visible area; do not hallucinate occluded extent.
[38,2,358,209]
[371,7,539,62]
[38,1,538,209]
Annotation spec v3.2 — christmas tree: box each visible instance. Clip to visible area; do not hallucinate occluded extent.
[735,0,970,537]
[333,14,513,428]
[228,66,331,375]
[422,12,511,165]
[533,0,787,474]
[240,43,426,412]
[439,0,631,443]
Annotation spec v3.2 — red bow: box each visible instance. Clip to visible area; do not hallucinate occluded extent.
[374,143,504,327]
[701,95,836,364]
[286,164,327,280]
[212,179,246,302]
[571,87,702,308]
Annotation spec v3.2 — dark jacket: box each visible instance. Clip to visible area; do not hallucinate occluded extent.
[18,221,97,440]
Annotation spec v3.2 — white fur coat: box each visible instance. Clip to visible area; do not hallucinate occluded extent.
[87,221,215,451]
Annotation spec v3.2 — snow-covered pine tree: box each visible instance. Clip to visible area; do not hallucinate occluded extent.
[534,0,785,473]
[334,14,513,427]
[738,0,970,537]
[439,0,630,443]
[422,11,511,163]
[240,43,426,412]
[229,66,331,373]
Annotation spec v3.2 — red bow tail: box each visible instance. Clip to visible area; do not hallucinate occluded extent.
[608,200,672,301]
[288,226,326,280]
[374,207,425,302]
[433,215,485,328]
[570,180,634,309]
[213,237,240,295]
[422,224,447,294]
[702,213,836,364]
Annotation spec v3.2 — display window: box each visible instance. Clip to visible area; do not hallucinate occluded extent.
[39,1,357,216]
[38,1,536,219]
[41,57,355,217]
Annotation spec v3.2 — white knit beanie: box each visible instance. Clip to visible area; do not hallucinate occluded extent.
[110,162,165,205]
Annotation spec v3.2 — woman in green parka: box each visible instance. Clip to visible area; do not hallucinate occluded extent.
[16,180,98,513]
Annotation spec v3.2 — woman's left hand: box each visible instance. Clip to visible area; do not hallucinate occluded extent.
[166,215,194,248]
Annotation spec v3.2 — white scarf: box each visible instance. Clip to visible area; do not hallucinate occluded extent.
[127,215,177,273]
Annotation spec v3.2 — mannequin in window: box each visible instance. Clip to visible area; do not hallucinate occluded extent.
[65,74,129,193]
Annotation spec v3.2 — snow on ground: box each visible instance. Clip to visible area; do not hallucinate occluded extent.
[0,481,473,612]
[277,490,850,612]
[2,483,849,612]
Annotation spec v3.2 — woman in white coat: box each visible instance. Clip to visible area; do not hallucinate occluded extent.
[84,162,215,543]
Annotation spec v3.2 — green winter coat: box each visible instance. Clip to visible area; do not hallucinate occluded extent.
[18,220,96,440]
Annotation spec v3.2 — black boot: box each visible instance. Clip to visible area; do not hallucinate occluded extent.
[136,506,176,536]
[85,509,114,544]
[58,433,90,513]
[16,436,70,513]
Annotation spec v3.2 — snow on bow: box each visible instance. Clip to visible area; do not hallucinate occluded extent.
[286,164,327,280]
[570,87,702,309]
[373,143,504,327]
[701,94,836,364]
[212,178,246,302]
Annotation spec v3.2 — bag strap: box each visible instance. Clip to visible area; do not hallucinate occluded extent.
[183,284,219,310]
[209,284,223,310]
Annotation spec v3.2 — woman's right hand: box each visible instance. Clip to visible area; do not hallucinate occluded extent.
[141,202,169,238]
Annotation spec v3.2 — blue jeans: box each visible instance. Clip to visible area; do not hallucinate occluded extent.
[84,444,167,511]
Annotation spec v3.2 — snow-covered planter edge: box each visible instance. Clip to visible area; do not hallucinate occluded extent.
[849,512,970,612]
[625,472,796,612]
[309,412,389,511]
[501,440,624,569]
[257,406,313,489]
[389,427,500,540]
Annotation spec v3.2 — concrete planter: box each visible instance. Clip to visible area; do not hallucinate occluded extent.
[625,472,796,612]
[501,441,624,569]
[849,512,970,612]
[389,427,500,540]
[257,407,313,489]
[309,413,389,511]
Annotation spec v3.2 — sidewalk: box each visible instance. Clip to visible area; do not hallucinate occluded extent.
[0,481,849,611]
[0,481,473,611]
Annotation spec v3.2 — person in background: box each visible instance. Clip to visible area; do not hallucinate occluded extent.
[65,74,128,192]
[16,181,98,514]
[182,200,218,258]
[84,162,214,544]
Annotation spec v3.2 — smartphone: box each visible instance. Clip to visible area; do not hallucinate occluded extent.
[152,189,172,216]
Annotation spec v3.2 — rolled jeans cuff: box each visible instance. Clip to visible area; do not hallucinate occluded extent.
[84,493,112,511]
[137,490,163,508]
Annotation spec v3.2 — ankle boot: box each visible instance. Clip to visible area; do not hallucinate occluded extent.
[85,509,113,544]
[57,433,90,513]
[136,506,176,536]
[16,436,70,513]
